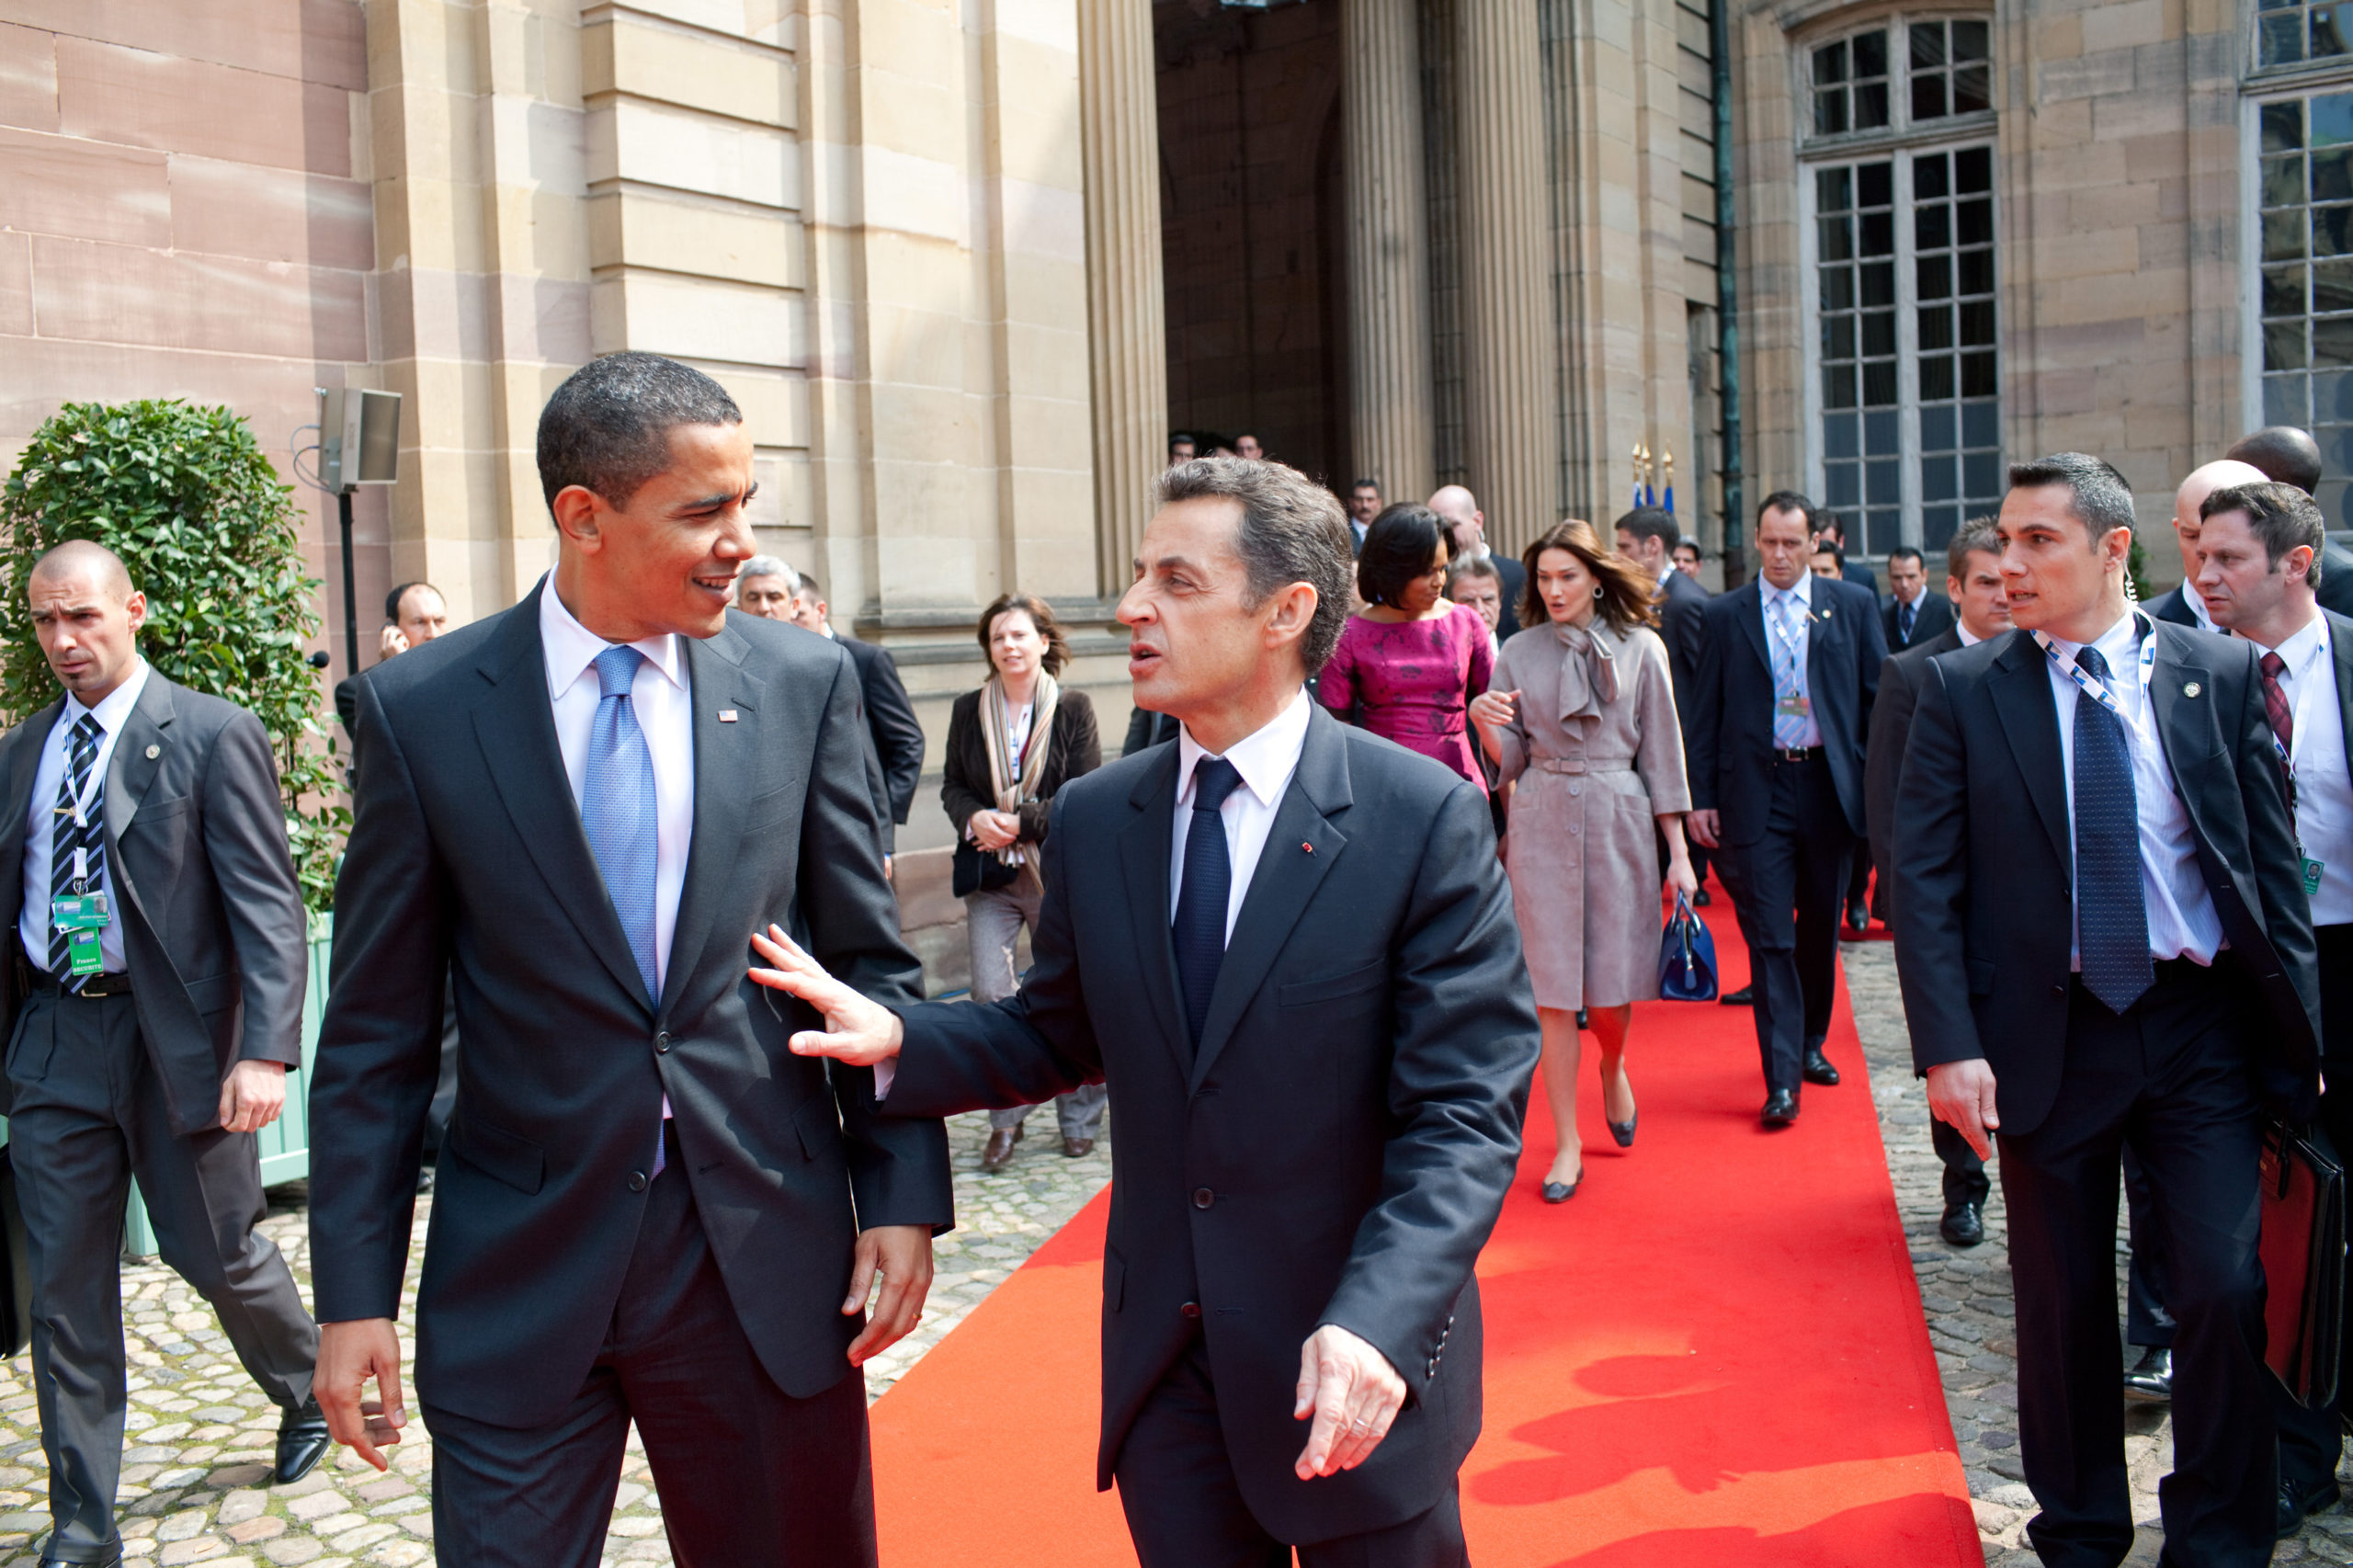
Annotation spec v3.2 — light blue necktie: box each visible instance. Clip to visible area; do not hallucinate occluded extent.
[582,645,660,1007]
[1769,593,1808,748]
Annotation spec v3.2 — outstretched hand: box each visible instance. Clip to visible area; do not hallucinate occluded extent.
[748,925,905,1067]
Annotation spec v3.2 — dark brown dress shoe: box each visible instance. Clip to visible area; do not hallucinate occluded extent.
[981,1125,1022,1171]
[1063,1137,1095,1158]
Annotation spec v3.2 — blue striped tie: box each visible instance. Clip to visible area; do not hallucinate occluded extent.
[1770,595,1807,749]
[581,646,660,1007]
[51,716,105,991]
[2072,645,2153,1013]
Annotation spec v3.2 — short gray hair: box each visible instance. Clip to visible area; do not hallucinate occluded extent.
[738,555,795,595]
[1155,457,1354,675]
[2008,453,2138,542]
[2202,481,2326,588]
[537,351,742,514]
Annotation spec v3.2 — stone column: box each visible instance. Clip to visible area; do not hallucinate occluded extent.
[1080,0,1170,593]
[1343,0,1435,507]
[1457,0,1562,550]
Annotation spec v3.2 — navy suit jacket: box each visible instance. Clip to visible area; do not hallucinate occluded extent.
[1891,621,2319,1135]
[1688,575,1886,844]
[1657,568,1710,742]
[881,706,1538,1542]
[1882,591,1957,652]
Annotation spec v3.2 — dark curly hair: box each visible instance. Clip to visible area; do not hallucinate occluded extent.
[1355,504,1451,609]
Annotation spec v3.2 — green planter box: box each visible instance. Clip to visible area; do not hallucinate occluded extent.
[120,913,332,1258]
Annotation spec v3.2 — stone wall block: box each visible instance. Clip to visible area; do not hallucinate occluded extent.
[29,235,367,360]
[582,16,794,130]
[0,21,58,129]
[0,0,367,89]
[0,126,170,247]
[55,38,351,173]
[0,230,30,335]
[169,156,373,268]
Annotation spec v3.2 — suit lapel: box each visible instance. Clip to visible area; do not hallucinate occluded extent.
[1119,746,1190,1079]
[107,674,175,838]
[1736,580,1770,674]
[2148,625,2221,807]
[1988,632,2073,873]
[471,585,653,1013]
[2332,611,2353,795]
[1189,708,1352,1092]
[1803,585,1842,693]
[662,627,761,1015]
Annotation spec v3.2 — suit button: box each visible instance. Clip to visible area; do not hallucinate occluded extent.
[654,1031,672,1054]
[628,1171,648,1192]
[1193,1187,1215,1210]
[1181,1301,1201,1320]
[2052,984,2065,996]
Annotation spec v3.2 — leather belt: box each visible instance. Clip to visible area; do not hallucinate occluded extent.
[1771,746,1824,764]
[1529,757,1636,775]
[31,971,132,998]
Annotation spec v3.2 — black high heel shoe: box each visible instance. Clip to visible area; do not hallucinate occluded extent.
[1608,1110,1637,1148]
[1541,1174,1581,1203]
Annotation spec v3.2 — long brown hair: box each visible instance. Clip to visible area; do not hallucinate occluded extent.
[1518,519,1660,635]
[975,593,1070,676]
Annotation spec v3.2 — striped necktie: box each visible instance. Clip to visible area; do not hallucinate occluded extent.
[1770,594,1807,749]
[51,715,106,990]
[2072,644,2153,1013]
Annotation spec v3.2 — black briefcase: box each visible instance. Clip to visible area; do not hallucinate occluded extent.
[0,1142,33,1359]
[2260,1119,2347,1410]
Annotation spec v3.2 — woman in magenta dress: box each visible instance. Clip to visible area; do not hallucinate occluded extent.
[1318,504,1494,790]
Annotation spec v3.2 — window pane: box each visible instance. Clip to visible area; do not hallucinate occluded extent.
[1826,462,1861,506]
[1912,20,1947,68]
[1866,512,1903,557]
[1921,354,1956,400]
[1924,506,1961,551]
[2318,6,2352,57]
[1858,161,1893,207]
[1821,216,1855,261]
[1824,265,1856,310]
[1862,262,1896,305]
[1962,402,1998,449]
[1867,460,1901,504]
[2314,314,2353,366]
[1918,255,1952,300]
[2315,256,2353,312]
[1916,153,1950,199]
[1861,211,1895,256]
[1922,454,1958,502]
[2313,92,2353,147]
[2267,209,2310,261]
[1959,300,1997,346]
[1919,305,1956,350]
[2267,153,2308,209]
[2270,319,2312,370]
[1825,364,1857,408]
[1952,20,1989,62]
[1962,449,2003,499]
[1815,40,1848,83]
[1865,410,1900,452]
[1914,74,1949,122]
[1816,91,1848,137]
[1861,310,1897,356]
[1853,29,1887,76]
[1960,352,1997,397]
[1818,166,1852,211]
[2267,101,2307,154]
[2320,145,2353,202]
[1921,404,1957,449]
[2266,10,2311,65]
[1857,82,1889,129]
[1863,358,1898,404]
[1917,204,1951,248]
[2318,204,2353,256]
[1824,315,1856,358]
[1957,248,1995,294]
[1824,413,1859,459]
[2268,264,2313,317]
[1956,146,1994,192]
[2317,369,2353,422]
[1952,65,1991,115]
[1957,199,1994,245]
[2267,373,2311,426]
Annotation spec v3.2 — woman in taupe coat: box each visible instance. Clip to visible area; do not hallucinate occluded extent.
[1471,519,1696,1202]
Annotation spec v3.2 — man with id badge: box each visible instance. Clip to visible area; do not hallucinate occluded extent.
[0,542,324,1568]
[2188,480,2353,1535]
[1893,455,2319,1567]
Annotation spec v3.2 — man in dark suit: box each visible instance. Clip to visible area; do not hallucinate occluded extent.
[1123,703,1182,756]
[1816,513,1880,593]
[755,456,1539,1566]
[2181,480,2353,1536]
[1430,484,1525,640]
[2227,424,2353,617]
[1689,490,1886,1123]
[2146,460,2271,632]
[1893,453,2319,1566]
[788,572,926,870]
[1346,477,1382,555]
[332,582,453,744]
[1618,506,1713,896]
[1,541,328,1567]
[1865,519,2008,1244]
[1881,546,1957,652]
[309,353,952,1567]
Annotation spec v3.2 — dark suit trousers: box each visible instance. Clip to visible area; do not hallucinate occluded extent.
[423,1127,877,1568]
[1712,753,1850,1093]
[5,989,315,1556]
[2120,1148,2175,1350]
[1930,1118,1990,1209]
[2274,922,2353,1494]
[1999,965,2270,1568]
[1116,1335,1467,1568]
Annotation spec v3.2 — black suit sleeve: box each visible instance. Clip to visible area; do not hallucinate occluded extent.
[1854,585,1888,739]
[202,710,310,1068]
[1863,653,1916,895]
[2218,642,2321,1098]
[1663,587,1706,729]
[800,655,950,1231]
[858,644,925,825]
[311,676,452,1322]
[1688,603,1724,812]
[1890,662,1982,1073]
[939,695,993,839]
[1316,780,1538,1401]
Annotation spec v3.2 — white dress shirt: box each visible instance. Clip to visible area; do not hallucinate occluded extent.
[2040,611,2222,968]
[19,660,152,974]
[2262,610,2353,926]
[1170,688,1313,944]
[1956,622,1985,647]
[1760,573,1824,747]
[540,580,696,996]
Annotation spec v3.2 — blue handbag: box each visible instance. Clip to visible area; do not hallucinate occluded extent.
[1658,890,1719,1002]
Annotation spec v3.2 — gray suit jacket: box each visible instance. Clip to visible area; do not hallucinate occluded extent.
[0,673,308,1135]
[309,582,951,1427]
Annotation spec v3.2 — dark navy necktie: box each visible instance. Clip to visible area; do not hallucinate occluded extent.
[1173,758,1245,1051]
[51,715,105,990]
[1899,597,1916,645]
[2072,644,2153,1013]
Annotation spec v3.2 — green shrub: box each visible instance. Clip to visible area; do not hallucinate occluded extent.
[0,399,346,913]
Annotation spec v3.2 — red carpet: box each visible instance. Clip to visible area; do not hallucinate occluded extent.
[871,878,1977,1566]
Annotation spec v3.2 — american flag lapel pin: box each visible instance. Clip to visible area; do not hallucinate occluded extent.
[718,709,739,723]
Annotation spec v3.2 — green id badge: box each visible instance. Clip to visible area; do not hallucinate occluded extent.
[51,892,108,932]
[1775,695,1811,720]
[64,926,100,976]
[2304,857,2326,897]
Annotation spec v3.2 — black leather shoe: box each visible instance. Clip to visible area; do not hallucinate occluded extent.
[1692,887,1712,907]
[1938,1200,1984,1247]
[2121,1346,2172,1403]
[1802,1049,1841,1086]
[1845,902,1870,936]
[1760,1089,1800,1127]
[2279,1474,2339,1538]
[37,1544,121,1568]
[1608,1110,1637,1148]
[277,1394,331,1484]
[981,1125,1023,1172]
[1062,1137,1095,1158]
[1721,985,1753,1006]
[1541,1176,1580,1203]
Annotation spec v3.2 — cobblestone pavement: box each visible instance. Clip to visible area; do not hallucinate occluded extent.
[0,1107,1109,1568]
[1844,937,2350,1566]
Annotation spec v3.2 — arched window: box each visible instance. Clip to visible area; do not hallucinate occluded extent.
[1801,17,1998,559]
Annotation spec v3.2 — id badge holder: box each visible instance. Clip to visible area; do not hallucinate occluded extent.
[2304,857,2326,898]
[1775,694,1812,721]
[51,892,108,977]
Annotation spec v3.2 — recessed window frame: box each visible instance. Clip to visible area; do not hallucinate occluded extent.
[2244,73,2353,534]
[1802,15,1995,152]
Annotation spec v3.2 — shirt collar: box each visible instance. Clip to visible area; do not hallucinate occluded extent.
[1956,623,1984,647]
[2043,608,2145,670]
[2268,607,2329,676]
[539,574,687,699]
[66,659,151,736]
[1177,687,1312,811]
[1763,573,1813,612]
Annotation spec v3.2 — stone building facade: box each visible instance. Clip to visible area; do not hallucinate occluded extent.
[0,0,2328,954]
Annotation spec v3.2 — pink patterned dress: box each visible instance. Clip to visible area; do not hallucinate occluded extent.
[1316,601,1495,791]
